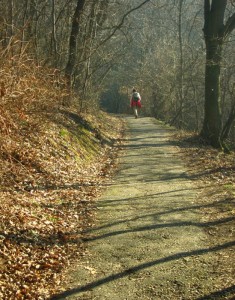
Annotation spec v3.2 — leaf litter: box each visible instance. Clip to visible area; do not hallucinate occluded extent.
[0,101,124,299]
[173,131,235,298]
[0,49,126,299]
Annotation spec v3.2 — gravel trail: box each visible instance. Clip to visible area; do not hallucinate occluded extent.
[54,117,235,300]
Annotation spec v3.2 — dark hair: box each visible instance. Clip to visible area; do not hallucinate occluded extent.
[132,88,136,92]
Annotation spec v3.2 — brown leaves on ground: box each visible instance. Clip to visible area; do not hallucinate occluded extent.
[0,110,124,300]
[174,131,235,291]
[174,132,235,197]
[0,49,124,299]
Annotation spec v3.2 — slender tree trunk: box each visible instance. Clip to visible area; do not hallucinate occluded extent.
[221,103,235,141]
[64,0,86,108]
[65,0,86,79]
[178,0,184,128]
[10,0,14,38]
[51,0,58,64]
[81,0,98,105]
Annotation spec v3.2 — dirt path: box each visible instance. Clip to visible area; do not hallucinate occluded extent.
[54,117,235,300]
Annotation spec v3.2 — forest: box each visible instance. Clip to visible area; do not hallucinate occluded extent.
[0,0,234,147]
[0,0,234,299]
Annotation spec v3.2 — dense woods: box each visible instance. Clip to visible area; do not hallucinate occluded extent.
[0,0,234,147]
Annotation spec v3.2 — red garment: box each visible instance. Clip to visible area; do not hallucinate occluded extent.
[131,99,142,108]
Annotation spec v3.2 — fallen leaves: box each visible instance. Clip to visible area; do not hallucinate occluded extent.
[174,131,235,293]
[0,105,124,298]
[0,49,124,298]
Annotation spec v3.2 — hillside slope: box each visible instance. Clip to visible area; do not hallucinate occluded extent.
[0,105,124,299]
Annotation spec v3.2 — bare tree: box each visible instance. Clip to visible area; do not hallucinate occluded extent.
[65,0,86,80]
[201,0,235,148]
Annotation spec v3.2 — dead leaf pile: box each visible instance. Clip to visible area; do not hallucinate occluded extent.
[0,112,124,299]
[0,50,124,299]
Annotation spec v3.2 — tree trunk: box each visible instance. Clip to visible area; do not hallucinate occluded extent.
[201,39,223,147]
[65,0,86,79]
[221,103,235,141]
[51,0,58,64]
[177,0,184,129]
[200,0,227,148]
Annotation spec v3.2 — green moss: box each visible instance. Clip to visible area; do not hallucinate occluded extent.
[223,184,235,192]
[59,129,69,137]
[58,123,101,164]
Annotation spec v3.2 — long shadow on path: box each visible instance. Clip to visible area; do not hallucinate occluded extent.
[51,241,235,299]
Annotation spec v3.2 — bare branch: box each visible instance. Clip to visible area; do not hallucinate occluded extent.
[99,0,151,47]
[224,12,235,37]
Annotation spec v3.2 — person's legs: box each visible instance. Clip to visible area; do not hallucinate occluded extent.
[137,101,141,117]
[137,107,140,117]
[133,106,138,118]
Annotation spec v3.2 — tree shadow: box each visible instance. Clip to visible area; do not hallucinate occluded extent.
[51,109,94,133]
[51,241,235,299]
[0,230,83,247]
[86,197,233,233]
[195,285,235,299]
[84,217,235,242]
[3,196,233,249]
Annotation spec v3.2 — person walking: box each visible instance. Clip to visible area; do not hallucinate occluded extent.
[130,88,142,118]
